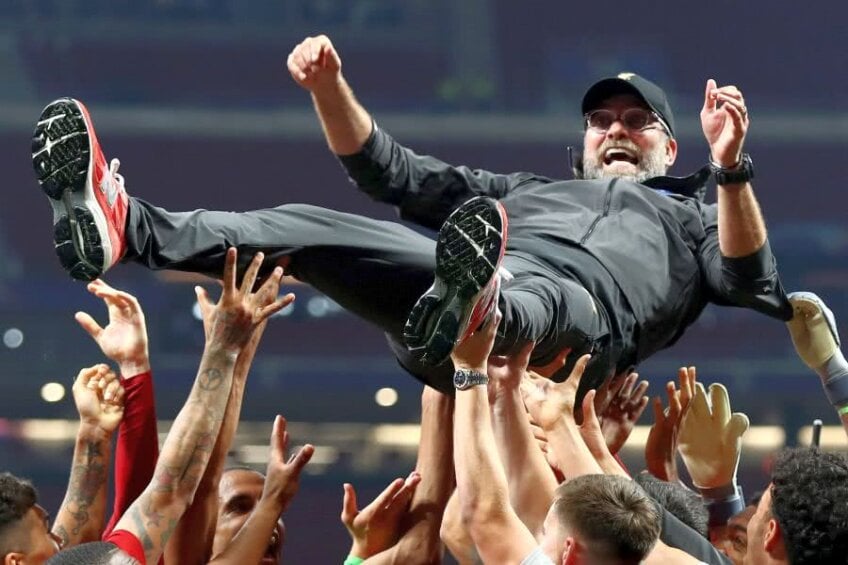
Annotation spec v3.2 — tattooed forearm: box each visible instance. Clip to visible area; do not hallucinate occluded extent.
[198,367,224,392]
[54,435,111,546]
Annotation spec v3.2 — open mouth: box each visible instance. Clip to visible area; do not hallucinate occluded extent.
[603,148,639,165]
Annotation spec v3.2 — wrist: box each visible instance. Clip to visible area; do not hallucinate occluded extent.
[77,422,113,442]
[119,357,151,378]
[710,152,742,169]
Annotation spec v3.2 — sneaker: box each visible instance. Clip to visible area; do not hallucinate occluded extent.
[32,98,128,281]
[404,196,508,366]
[787,291,840,370]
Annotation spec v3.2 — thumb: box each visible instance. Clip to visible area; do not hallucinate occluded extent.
[341,483,358,524]
[726,412,750,441]
[703,78,717,112]
[75,311,104,341]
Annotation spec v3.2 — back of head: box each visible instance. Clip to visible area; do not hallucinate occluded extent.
[46,541,138,564]
[0,472,37,555]
[634,472,708,538]
[553,474,661,563]
[771,448,848,565]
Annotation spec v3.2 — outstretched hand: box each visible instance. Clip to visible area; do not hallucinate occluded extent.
[521,354,592,430]
[701,78,749,168]
[450,310,502,373]
[645,367,696,482]
[341,472,422,559]
[196,249,294,354]
[287,35,343,93]
[599,372,650,455]
[75,279,150,377]
[262,415,314,513]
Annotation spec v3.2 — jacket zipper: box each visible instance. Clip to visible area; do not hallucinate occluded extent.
[580,178,616,244]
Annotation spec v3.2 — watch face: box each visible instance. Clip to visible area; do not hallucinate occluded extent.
[454,371,468,389]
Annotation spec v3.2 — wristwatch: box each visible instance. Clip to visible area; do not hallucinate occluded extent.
[453,369,489,390]
[709,153,754,185]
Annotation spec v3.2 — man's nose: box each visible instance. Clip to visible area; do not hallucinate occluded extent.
[606,119,629,140]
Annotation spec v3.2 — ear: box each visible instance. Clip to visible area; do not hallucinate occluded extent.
[5,553,25,565]
[665,136,678,166]
[562,537,577,565]
[764,518,785,554]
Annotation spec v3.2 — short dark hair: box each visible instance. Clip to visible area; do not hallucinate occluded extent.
[46,541,138,564]
[0,472,38,555]
[553,474,661,563]
[771,448,848,565]
[635,472,708,538]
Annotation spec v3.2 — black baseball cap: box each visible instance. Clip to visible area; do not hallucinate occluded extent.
[581,72,675,138]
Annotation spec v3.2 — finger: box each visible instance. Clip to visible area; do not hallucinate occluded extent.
[621,373,639,399]
[222,248,238,296]
[565,354,592,393]
[388,471,421,509]
[689,383,711,419]
[714,92,746,112]
[286,52,306,82]
[293,49,310,77]
[709,383,732,425]
[195,285,214,314]
[103,378,121,402]
[239,252,265,296]
[703,78,718,111]
[287,444,315,473]
[76,365,101,388]
[371,478,406,510]
[270,415,288,461]
[652,396,665,423]
[341,483,358,523]
[310,37,325,64]
[256,293,295,321]
[633,394,650,421]
[581,389,601,431]
[727,412,750,440]
[110,383,126,407]
[714,86,743,100]
[724,102,747,130]
[508,341,535,371]
[678,367,693,404]
[630,380,650,405]
[74,312,104,341]
[666,381,682,417]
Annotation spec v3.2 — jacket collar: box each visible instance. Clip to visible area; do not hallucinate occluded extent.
[642,165,711,201]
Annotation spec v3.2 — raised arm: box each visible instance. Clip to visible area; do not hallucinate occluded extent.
[73,279,159,537]
[487,344,558,537]
[697,80,791,320]
[450,312,538,564]
[287,35,535,230]
[114,250,289,565]
[166,276,288,564]
[53,365,125,548]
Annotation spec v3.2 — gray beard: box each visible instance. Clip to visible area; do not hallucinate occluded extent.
[582,139,669,183]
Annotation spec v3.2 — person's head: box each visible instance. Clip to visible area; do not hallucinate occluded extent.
[538,474,661,564]
[44,542,137,564]
[212,467,284,564]
[634,472,709,538]
[0,473,61,565]
[745,448,848,565]
[720,503,757,565]
[580,73,678,183]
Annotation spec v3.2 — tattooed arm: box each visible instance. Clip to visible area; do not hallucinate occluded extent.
[53,365,126,548]
[114,249,291,565]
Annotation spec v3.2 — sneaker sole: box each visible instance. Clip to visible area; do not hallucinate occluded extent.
[404,197,507,366]
[32,99,110,281]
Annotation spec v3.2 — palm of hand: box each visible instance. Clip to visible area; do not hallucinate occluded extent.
[350,505,403,554]
[98,313,146,362]
[77,388,123,433]
[601,408,637,455]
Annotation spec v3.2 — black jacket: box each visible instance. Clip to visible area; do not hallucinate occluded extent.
[340,124,792,363]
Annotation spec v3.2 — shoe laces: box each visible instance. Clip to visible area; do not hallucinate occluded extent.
[109,158,126,192]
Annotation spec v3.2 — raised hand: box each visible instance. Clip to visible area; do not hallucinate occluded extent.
[450,310,502,373]
[75,279,150,376]
[521,354,592,430]
[701,78,749,168]
[645,367,696,482]
[262,415,315,513]
[678,381,749,489]
[73,364,125,434]
[487,341,534,402]
[599,372,650,454]
[195,250,294,354]
[341,472,422,559]
[286,35,343,93]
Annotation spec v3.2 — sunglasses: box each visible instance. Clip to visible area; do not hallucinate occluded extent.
[584,108,669,135]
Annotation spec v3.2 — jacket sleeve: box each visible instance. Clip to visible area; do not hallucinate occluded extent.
[102,371,159,538]
[696,203,792,321]
[337,122,537,230]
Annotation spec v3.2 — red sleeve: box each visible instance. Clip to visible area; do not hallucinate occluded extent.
[103,371,159,537]
[105,529,147,565]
